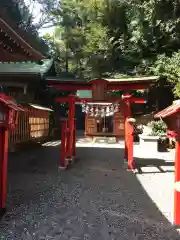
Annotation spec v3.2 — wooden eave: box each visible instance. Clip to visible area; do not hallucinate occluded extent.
[154,102,180,119]
[0,74,41,87]
[0,78,40,89]
[0,13,46,61]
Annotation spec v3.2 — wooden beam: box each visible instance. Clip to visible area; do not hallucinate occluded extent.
[130,97,146,104]
[0,82,26,87]
[0,18,45,60]
[47,77,157,85]
[0,51,18,61]
[53,85,91,91]
[56,97,146,104]
[0,39,32,61]
[52,84,150,91]
[0,50,31,61]
[107,84,151,90]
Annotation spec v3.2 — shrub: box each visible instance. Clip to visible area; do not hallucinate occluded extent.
[148,120,167,137]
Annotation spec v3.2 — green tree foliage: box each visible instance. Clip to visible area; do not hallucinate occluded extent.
[40,0,112,77]
[151,52,180,97]
[1,0,30,26]
[39,0,180,96]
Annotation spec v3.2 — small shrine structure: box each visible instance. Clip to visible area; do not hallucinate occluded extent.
[155,100,180,226]
[0,10,54,148]
[0,7,53,217]
[47,76,158,170]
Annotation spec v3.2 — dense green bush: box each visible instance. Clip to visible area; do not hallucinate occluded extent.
[148,120,167,137]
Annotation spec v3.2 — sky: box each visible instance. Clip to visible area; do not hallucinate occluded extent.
[24,0,54,36]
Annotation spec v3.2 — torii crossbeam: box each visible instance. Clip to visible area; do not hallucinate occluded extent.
[47,76,158,170]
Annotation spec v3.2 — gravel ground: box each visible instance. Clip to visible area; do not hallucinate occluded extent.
[134,146,175,225]
[0,137,179,239]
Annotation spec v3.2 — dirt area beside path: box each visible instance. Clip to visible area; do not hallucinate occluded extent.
[0,141,179,239]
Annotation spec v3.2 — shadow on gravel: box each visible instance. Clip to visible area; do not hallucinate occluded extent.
[0,144,179,239]
[135,157,174,174]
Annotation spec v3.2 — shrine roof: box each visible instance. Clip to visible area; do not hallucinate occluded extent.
[28,103,54,112]
[154,100,180,119]
[0,93,24,111]
[105,76,159,83]
[0,9,48,61]
[46,75,159,84]
[0,59,53,75]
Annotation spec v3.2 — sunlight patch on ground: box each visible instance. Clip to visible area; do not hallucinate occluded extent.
[133,145,175,225]
[76,143,124,148]
[135,172,174,224]
[41,137,125,148]
[42,141,61,147]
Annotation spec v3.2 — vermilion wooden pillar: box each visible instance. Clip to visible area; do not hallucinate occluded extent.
[126,120,135,170]
[67,97,75,160]
[60,119,68,169]
[123,94,135,170]
[72,119,77,158]
[174,138,180,225]
[124,121,127,161]
[0,128,8,215]
[124,100,131,162]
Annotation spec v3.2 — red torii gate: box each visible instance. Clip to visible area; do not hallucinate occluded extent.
[47,76,158,170]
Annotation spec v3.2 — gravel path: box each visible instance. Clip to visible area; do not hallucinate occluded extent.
[134,146,175,225]
[0,138,179,239]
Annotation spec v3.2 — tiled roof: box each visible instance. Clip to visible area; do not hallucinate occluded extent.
[154,101,180,118]
[0,59,53,75]
[0,7,48,58]
[46,76,159,83]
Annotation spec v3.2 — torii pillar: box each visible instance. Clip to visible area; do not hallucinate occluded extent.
[67,95,76,161]
[122,93,136,170]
